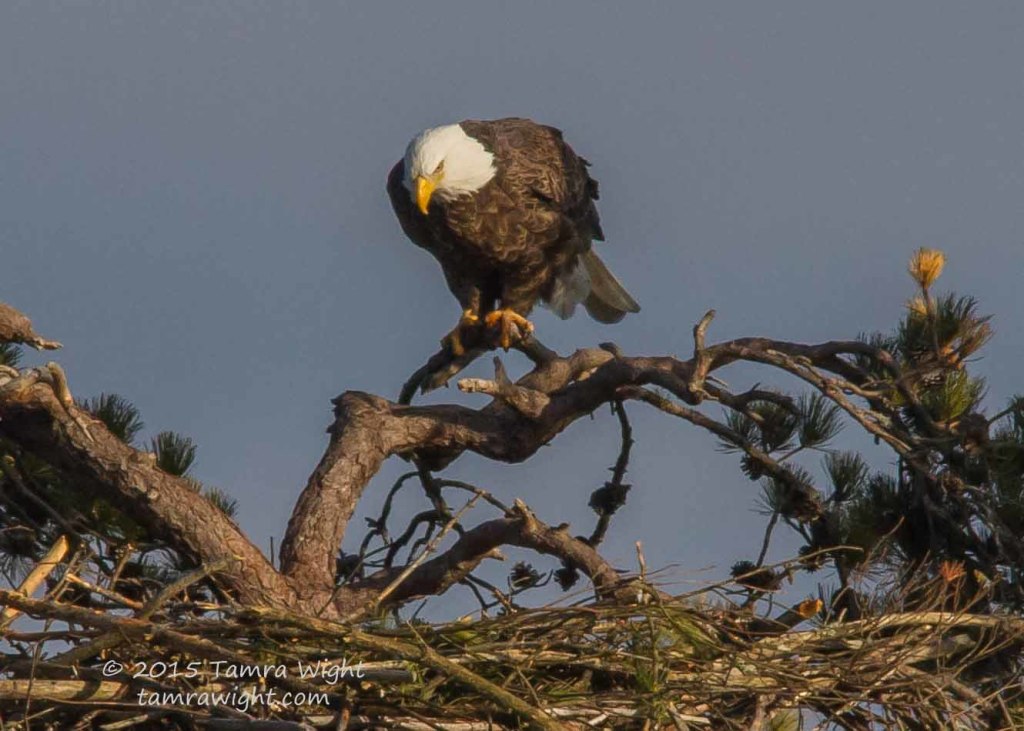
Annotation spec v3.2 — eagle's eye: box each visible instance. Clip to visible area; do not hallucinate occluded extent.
[433,160,445,178]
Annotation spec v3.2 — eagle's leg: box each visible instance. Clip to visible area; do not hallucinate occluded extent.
[484,309,535,350]
[441,309,481,357]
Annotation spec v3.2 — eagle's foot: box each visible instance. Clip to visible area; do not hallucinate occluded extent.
[484,309,534,350]
[442,309,481,357]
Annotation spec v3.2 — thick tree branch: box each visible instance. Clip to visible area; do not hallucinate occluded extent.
[0,534,70,623]
[0,301,61,350]
[0,369,295,610]
[281,334,886,595]
[1,299,920,619]
[457,358,551,419]
[349,499,632,609]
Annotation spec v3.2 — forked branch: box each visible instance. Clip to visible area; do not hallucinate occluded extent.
[1,299,919,619]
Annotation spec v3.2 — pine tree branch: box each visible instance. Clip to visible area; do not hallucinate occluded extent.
[0,534,70,623]
[0,368,296,610]
[0,301,62,350]
[346,498,635,612]
[280,329,905,600]
[2,303,929,621]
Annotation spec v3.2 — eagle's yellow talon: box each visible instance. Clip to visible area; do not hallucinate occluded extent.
[484,309,534,350]
[442,309,481,356]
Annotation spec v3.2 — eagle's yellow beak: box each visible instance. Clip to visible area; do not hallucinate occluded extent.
[415,175,437,215]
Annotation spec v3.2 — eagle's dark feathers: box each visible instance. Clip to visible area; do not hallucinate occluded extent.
[387,117,639,326]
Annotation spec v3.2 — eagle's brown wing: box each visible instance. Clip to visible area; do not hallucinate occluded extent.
[462,119,637,321]
[389,119,638,322]
[387,160,480,310]
[461,118,602,243]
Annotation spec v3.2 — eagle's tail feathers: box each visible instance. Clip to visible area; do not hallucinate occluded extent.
[583,294,628,324]
[545,260,591,320]
[581,250,640,324]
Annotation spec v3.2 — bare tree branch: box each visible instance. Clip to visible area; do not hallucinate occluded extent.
[348,499,634,610]
[0,369,296,609]
[0,301,61,350]
[1,301,938,621]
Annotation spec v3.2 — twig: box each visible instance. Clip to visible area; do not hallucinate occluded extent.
[0,534,70,624]
[688,309,716,402]
[370,494,483,612]
[458,358,551,419]
[755,511,780,568]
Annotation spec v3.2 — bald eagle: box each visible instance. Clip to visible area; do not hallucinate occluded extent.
[388,118,639,354]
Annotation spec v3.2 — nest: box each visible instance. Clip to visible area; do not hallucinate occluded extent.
[3,572,1022,730]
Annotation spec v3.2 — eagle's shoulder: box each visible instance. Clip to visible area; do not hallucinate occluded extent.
[459,120,566,207]
[461,119,603,240]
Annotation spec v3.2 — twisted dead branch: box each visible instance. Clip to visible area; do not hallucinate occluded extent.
[0,298,949,620]
[3,292,1023,728]
[0,301,61,351]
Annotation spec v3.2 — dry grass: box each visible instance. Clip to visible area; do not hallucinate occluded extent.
[2,565,1022,730]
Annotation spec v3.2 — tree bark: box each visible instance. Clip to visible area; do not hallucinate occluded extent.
[0,299,900,620]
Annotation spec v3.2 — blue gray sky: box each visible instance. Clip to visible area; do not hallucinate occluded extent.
[2,3,1022,613]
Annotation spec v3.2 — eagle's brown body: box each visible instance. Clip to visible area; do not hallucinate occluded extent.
[388,118,639,325]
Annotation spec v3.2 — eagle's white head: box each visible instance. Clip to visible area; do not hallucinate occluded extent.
[402,124,496,214]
